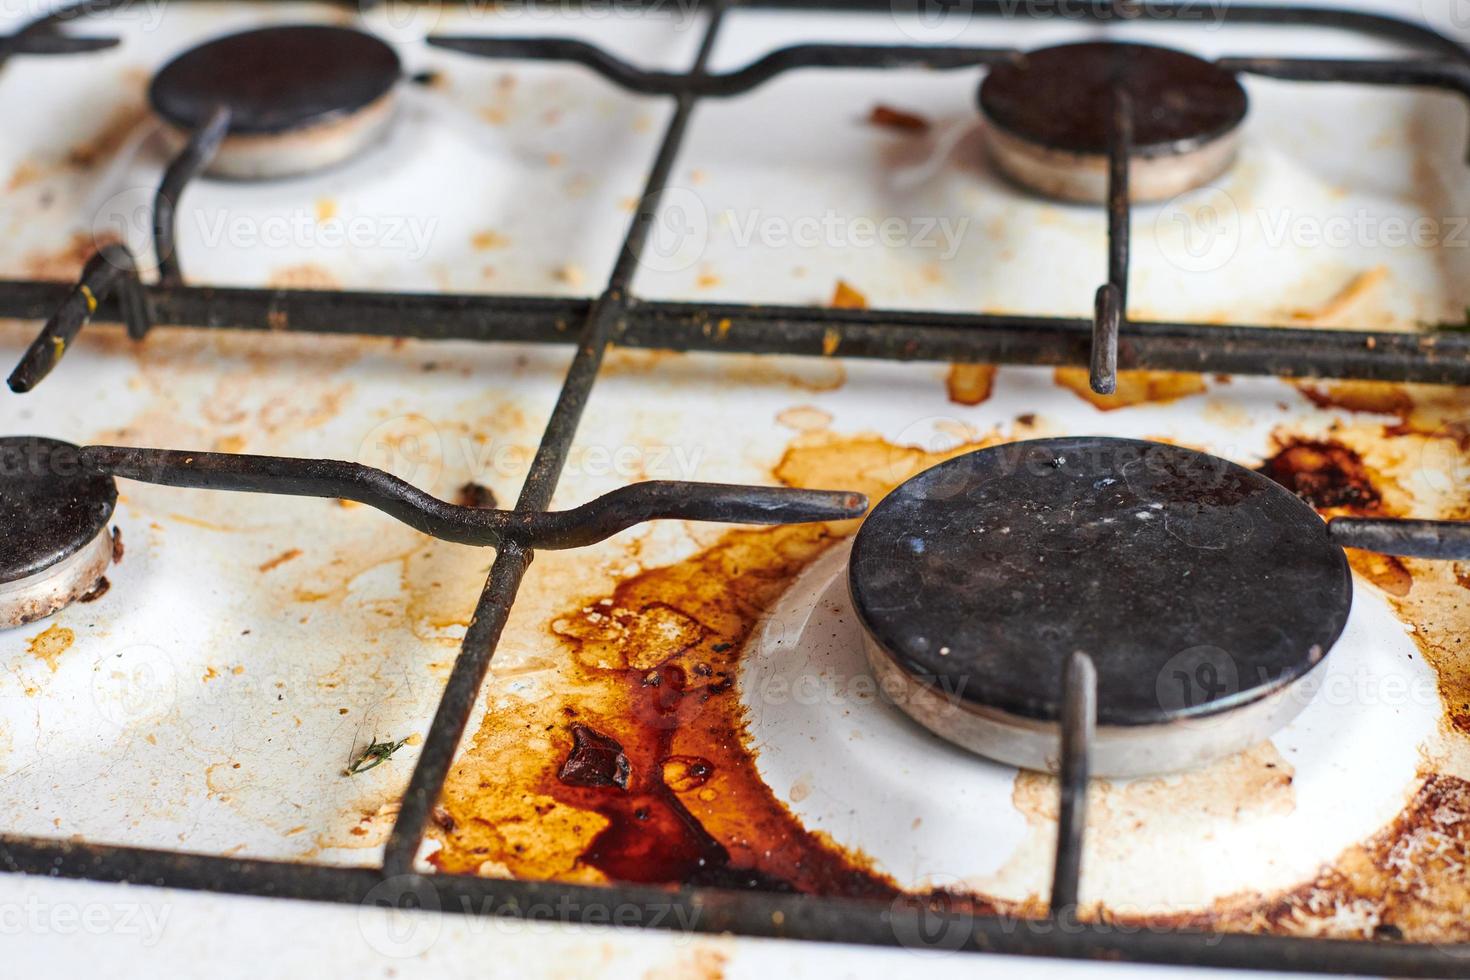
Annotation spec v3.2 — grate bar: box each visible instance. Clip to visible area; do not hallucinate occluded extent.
[1091,81,1133,395]
[6,283,1470,384]
[2,830,1468,977]
[2,2,1470,974]
[1050,651,1098,915]
[380,2,729,876]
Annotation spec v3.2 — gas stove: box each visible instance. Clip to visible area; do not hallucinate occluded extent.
[4,1,1470,976]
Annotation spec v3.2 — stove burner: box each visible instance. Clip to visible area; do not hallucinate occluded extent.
[849,438,1349,777]
[149,25,402,179]
[0,437,117,629]
[978,42,1248,203]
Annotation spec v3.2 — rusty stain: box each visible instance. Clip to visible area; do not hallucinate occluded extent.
[258,548,303,573]
[7,160,42,191]
[424,412,1470,941]
[867,104,931,132]
[645,945,731,980]
[65,102,150,169]
[1184,775,1470,941]
[1258,437,1386,513]
[1297,381,1413,421]
[79,577,111,603]
[829,280,868,310]
[775,405,832,433]
[455,482,499,509]
[1288,266,1390,326]
[26,625,74,672]
[946,363,998,406]
[24,231,120,281]
[1054,368,1207,411]
[471,230,511,251]
[267,264,342,290]
[428,431,1010,895]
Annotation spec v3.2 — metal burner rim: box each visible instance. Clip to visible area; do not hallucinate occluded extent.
[977,40,1250,158]
[0,436,118,583]
[147,24,402,137]
[848,437,1352,730]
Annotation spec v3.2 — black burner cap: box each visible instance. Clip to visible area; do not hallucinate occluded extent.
[979,42,1248,157]
[1,437,117,583]
[849,438,1350,728]
[149,25,401,136]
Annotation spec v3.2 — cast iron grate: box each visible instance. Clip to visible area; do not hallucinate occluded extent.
[2,1,1470,975]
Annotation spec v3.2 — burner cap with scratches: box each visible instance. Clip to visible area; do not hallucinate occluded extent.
[978,42,1248,203]
[149,24,402,179]
[1,437,117,629]
[849,437,1349,777]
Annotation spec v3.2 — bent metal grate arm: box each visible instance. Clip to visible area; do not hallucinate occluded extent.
[3,1,1470,975]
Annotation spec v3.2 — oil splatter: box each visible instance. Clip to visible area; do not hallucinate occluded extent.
[429,431,1006,897]
[27,625,75,672]
[946,364,997,406]
[1054,368,1206,411]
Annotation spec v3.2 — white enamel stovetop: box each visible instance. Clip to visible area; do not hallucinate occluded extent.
[2,0,1468,976]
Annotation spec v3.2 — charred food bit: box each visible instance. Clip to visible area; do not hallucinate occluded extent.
[345,735,411,776]
[867,104,930,132]
[558,723,632,790]
[829,280,868,310]
[456,482,498,509]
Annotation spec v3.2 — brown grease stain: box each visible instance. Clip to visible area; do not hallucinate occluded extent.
[258,548,302,574]
[1181,775,1470,942]
[867,104,931,132]
[429,431,1006,897]
[1297,381,1413,421]
[1054,368,1207,411]
[1257,435,1414,596]
[267,264,342,290]
[946,363,997,406]
[1258,439,1385,512]
[26,624,74,672]
[426,422,1470,942]
[24,231,120,281]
